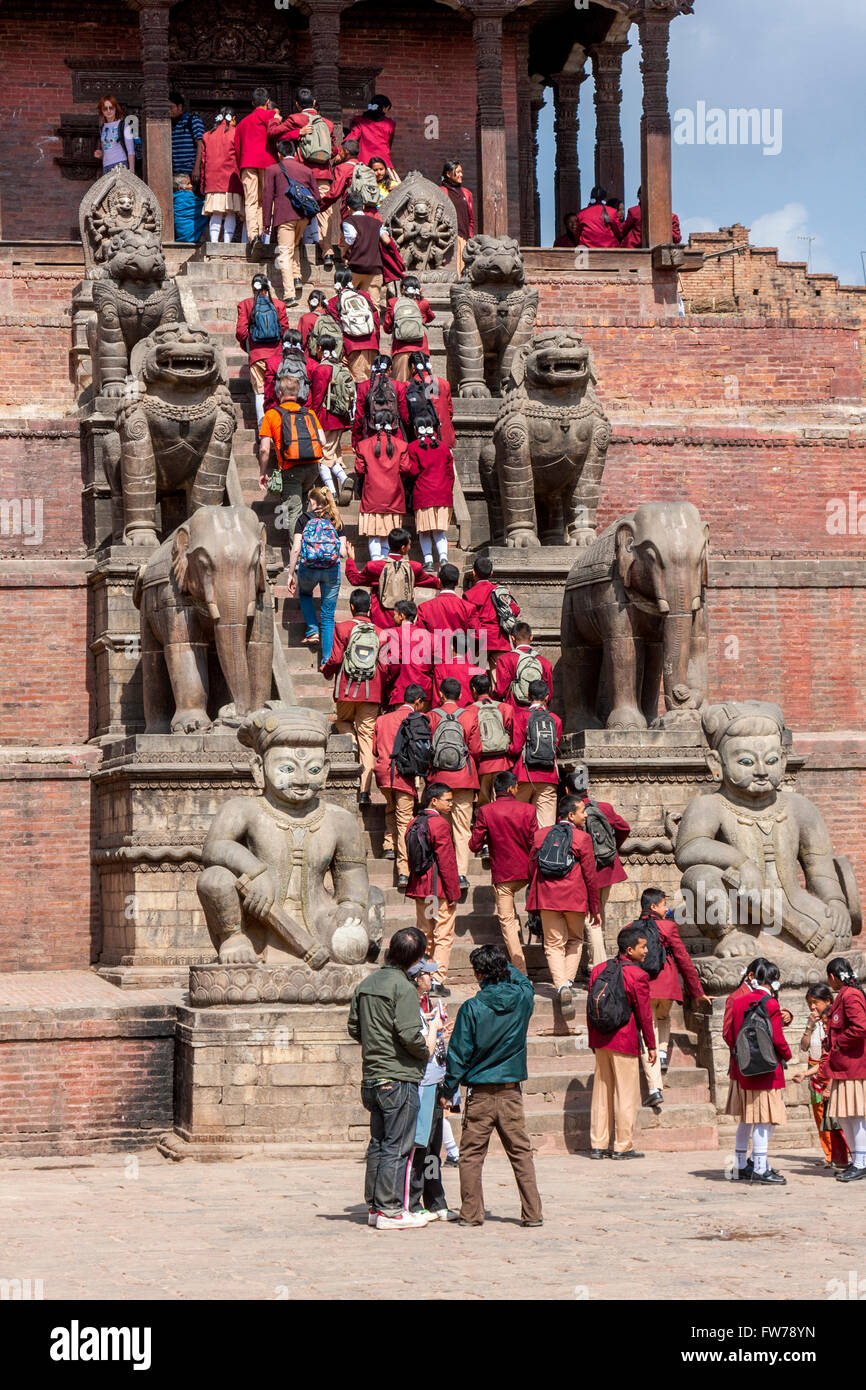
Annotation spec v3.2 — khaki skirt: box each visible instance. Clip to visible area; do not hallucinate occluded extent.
[415,506,451,532]
[827,1077,866,1119]
[725,1078,787,1125]
[202,191,244,215]
[358,510,402,537]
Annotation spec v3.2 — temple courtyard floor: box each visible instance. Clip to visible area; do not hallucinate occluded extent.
[1,1148,861,1301]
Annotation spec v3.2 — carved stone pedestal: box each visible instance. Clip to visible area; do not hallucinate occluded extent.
[488,545,578,661]
[158,1000,367,1160]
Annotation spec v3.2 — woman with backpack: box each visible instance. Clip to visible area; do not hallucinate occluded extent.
[791,983,850,1171]
[327,269,381,383]
[308,334,354,503]
[722,959,791,1185]
[405,783,461,998]
[94,94,136,176]
[200,110,244,244]
[346,95,397,172]
[382,276,435,383]
[354,425,413,562]
[824,957,866,1181]
[403,434,455,574]
[286,486,346,665]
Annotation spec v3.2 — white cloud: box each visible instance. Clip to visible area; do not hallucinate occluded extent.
[680,216,717,237]
[749,203,822,265]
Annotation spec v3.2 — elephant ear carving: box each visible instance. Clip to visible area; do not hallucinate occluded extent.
[615,519,636,588]
[256,524,268,594]
[171,526,191,590]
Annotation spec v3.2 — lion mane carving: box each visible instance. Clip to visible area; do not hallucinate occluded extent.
[445,235,538,398]
[479,329,611,548]
[92,228,183,398]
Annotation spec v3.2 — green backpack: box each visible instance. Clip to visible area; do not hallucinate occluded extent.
[512,649,545,705]
[307,312,344,359]
[350,162,380,207]
[299,113,333,167]
[324,361,357,422]
[392,295,425,343]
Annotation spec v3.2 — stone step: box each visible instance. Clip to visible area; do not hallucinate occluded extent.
[444,1101,718,1154]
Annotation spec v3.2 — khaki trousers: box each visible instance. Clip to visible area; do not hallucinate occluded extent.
[334,699,379,796]
[415,894,457,980]
[458,1083,542,1225]
[493,879,528,974]
[382,788,414,875]
[590,1048,642,1153]
[640,996,673,1092]
[487,649,505,679]
[515,781,557,828]
[249,359,268,395]
[316,181,337,253]
[447,786,475,877]
[275,219,305,286]
[347,348,377,383]
[391,353,412,382]
[541,909,605,990]
[320,428,345,476]
[352,270,383,301]
[241,167,265,240]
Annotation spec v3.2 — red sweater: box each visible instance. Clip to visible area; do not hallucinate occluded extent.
[620,204,682,248]
[463,578,519,656]
[426,702,479,791]
[373,702,420,795]
[321,617,388,704]
[633,911,703,1003]
[494,645,554,705]
[234,107,279,170]
[405,440,454,510]
[355,433,411,516]
[724,987,791,1091]
[383,297,435,358]
[379,621,433,705]
[200,125,242,196]
[826,985,866,1080]
[405,808,461,904]
[575,202,624,248]
[588,956,656,1056]
[463,697,515,775]
[346,114,396,167]
[431,660,485,706]
[236,296,290,367]
[345,553,439,630]
[469,796,537,884]
[440,182,474,239]
[510,704,562,786]
[580,797,629,888]
[415,590,478,640]
[326,290,380,353]
[352,378,409,450]
[319,157,359,214]
[527,822,600,915]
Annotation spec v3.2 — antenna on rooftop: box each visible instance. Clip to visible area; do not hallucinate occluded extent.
[797,234,816,272]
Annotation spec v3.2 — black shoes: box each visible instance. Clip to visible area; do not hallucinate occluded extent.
[732,1158,754,1182]
[749,1167,786,1185]
[589,1148,612,1160]
[836,1164,866,1182]
[323,252,335,272]
[643,1089,664,1111]
[610,1149,645,1160]
[383,848,396,861]
[458,875,469,891]
[396,874,409,891]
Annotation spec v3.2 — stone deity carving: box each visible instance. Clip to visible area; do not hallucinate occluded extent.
[479,329,611,547]
[381,169,458,273]
[446,235,538,397]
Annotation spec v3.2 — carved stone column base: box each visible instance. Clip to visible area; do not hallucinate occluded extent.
[188,960,371,1007]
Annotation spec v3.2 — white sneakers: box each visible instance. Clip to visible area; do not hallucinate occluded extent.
[374,1210,428,1230]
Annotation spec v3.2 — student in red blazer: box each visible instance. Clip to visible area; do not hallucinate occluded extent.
[270,92,339,266]
[326,272,380,383]
[825,956,866,1180]
[527,797,601,1014]
[352,358,409,451]
[405,783,461,993]
[405,354,455,450]
[382,279,436,381]
[318,140,360,219]
[321,589,387,803]
[462,673,514,804]
[297,289,329,347]
[565,765,630,923]
[509,682,562,829]
[723,958,791,1184]
[589,922,657,1159]
[575,188,624,248]
[354,429,412,560]
[415,563,479,644]
[493,623,554,705]
[236,277,290,426]
[425,677,479,885]
[234,93,280,246]
[378,601,433,709]
[404,438,455,573]
[469,770,535,974]
[344,528,439,630]
[632,889,712,1109]
[372,684,426,880]
[619,189,682,249]
[262,141,320,304]
[463,556,520,677]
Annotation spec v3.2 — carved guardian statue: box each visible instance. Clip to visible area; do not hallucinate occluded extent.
[445,235,538,397]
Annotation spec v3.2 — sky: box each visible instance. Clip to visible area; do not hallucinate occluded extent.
[537,0,866,286]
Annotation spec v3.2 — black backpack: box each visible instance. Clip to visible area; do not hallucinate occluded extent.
[636,914,668,980]
[584,801,617,869]
[405,377,440,441]
[523,708,558,770]
[536,821,575,879]
[735,996,780,1077]
[365,375,401,435]
[406,809,436,878]
[390,710,433,784]
[587,959,633,1034]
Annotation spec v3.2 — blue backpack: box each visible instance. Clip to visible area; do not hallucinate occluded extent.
[283,167,320,220]
[299,517,341,568]
[249,295,280,345]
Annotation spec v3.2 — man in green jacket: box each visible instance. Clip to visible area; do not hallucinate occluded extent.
[442,943,543,1227]
[348,926,439,1230]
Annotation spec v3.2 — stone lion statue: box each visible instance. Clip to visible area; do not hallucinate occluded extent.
[104,323,236,548]
[479,330,611,547]
[91,228,183,398]
[445,235,538,398]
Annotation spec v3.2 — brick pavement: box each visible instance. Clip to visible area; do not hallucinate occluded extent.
[0,1149,860,1301]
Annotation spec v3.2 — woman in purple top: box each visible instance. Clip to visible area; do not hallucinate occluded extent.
[95,94,135,175]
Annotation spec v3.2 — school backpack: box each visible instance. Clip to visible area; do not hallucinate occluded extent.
[405,377,440,441]
[275,347,310,404]
[249,296,280,346]
[350,162,380,208]
[475,701,510,756]
[391,295,425,343]
[491,585,518,636]
[307,312,344,358]
[536,821,575,879]
[390,710,433,784]
[512,649,545,705]
[364,374,401,434]
[406,809,436,878]
[584,800,617,869]
[275,405,323,465]
[341,620,380,698]
[431,710,468,773]
[636,914,668,980]
[299,516,340,568]
[298,113,332,167]
[282,166,320,220]
[523,708,558,771]
[378,556,414,611]
[587,959,632,1034]
[338,288,375,339]
[735,997,779,1077]
[324,362,356,422]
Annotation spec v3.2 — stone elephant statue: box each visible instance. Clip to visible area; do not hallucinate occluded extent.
[560,501,709,732]
[133,505,274,734]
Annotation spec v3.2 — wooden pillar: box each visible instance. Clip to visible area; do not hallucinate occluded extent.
[590,40,628,204]
[530,89,544,244]
[514,23,537,245]
[472,11,508,237]
[638,8,673,248]
[552,70,586,231]
[307,2,344,130]
[136,0,174,242]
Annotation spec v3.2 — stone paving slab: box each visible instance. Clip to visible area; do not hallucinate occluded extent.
[0,1149,861,1301]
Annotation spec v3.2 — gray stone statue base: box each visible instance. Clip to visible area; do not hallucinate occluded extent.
[157,1000,368,1161]
[188,961,370,1007]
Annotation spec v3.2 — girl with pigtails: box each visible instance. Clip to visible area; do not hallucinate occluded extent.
[825,956,866,1182]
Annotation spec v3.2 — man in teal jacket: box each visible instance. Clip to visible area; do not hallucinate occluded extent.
[442,944,543,1227]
